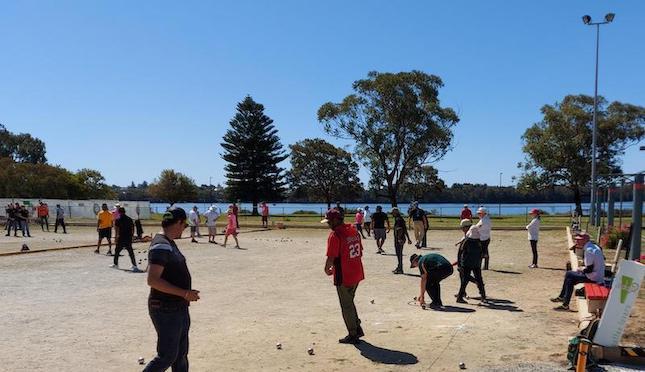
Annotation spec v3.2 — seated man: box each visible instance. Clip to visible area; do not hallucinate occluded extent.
[551,231,605,311]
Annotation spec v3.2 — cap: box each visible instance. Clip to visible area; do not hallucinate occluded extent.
[460,219,472,228]
[114,202,121,207]
[320,208,342,224]
[410,253,420,268]
[529,208,540,215]
[463,204,468,208]
[477,207,487,214]
[162,207,187,224]
[574,231,590,240]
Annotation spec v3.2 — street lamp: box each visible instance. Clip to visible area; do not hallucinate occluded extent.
[582,13,615,225]
[498,172,502,217]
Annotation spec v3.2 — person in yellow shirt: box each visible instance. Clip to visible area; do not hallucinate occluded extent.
[96,203,113,255]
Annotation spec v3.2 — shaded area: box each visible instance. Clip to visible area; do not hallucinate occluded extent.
[436,305,476,313]
[354,340,418,365]
[403,273,421,278]
[538,266,566,272]
[490,269,522,275]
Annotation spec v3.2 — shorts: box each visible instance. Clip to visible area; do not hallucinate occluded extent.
[98,227,112,240]
[373,228,386,240]
[190,226,197,233]
[225,227,237,236]
[208,226,217,235]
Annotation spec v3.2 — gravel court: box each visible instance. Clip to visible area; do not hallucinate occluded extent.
[1,228,642,371]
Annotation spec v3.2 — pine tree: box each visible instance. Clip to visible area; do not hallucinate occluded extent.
[221,96,288,215]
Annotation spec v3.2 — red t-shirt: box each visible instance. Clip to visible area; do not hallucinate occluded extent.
[460,208,472,220]
[326,224,365,286]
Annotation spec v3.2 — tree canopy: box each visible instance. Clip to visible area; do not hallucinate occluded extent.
[318,71,459,206]
[0,124,47,163]
[518,94,645,214]
[287,139,363,208]
[221,96,288,214]
[148,169,198,205]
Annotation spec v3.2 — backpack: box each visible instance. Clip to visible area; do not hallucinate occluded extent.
[566,317,600,370]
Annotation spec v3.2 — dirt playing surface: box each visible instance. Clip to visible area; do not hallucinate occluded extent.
[1,227,643,371]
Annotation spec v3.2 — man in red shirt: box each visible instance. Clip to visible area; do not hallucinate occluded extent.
[322,208,365,345]
[460,204,472,220]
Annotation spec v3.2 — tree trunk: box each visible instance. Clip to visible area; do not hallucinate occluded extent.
[252,201,259,216]
[573,186,583,216]
[388,186,398,207]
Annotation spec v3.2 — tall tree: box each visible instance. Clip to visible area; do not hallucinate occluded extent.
[401,165,446,201]
[518,95,644,215]
[221,96,288,215]
[287,139,363,208]
[74,168,116,199]
[0,124,47,163]
[148,169,198,205]
[318,71,459,206]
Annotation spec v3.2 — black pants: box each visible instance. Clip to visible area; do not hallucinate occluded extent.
[114,240,136,267]
[54,218,66,233]
[481,239,490,269]
[457,267,486,299]
[144,301,190,372]
[355,223,365,238]
[364,222,371,236]
[395,239,404,271]
[40,216,49,231]
[530,240,538,265]
[425,265,454,306]
[5,219,17,236]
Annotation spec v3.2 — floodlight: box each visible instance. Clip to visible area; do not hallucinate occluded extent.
[605,13,615,23]
[582,15,592,24]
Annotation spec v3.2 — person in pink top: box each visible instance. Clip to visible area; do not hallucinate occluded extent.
[223,205,240,249]
[261,201,270,228]
[354,208,366,239]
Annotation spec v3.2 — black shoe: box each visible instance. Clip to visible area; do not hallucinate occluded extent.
[191,239,198,243]
[550,296,563,303]
[456,297,467,304]
[428,303,444,310]
[338,335,360,344]
[553,304,570,311]
[392,268,403,274]
[357,326,364,338]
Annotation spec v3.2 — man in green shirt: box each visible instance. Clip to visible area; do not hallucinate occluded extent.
[410,253,454,310]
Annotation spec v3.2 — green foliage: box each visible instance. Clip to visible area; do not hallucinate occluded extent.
[221,96,288,214]
[318,71,458,207]
[74,168,116,199]
[600,224,631,250]
[518,95,645,214]
[0,124,47,163]
[287,138,363,208]
[148,169,198,205]
[401,165,445,201]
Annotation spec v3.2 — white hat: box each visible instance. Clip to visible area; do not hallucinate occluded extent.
[460,219,472,228]
[477,207,487,214]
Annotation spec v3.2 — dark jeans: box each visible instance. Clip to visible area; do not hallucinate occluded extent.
[5,219,17,236]
[426,264,454,306]
[114,240,137,266]
[144,301,190,372]
[54,218,66,233]
[20,220,30,236]
[40,216,49,231]
[558,271,594,306]
[457,266,485,299]
[355,224,366,238]
[481,239,491,269]
[336,284,361,337]
[394,240,404,271]
[530,240,538,265]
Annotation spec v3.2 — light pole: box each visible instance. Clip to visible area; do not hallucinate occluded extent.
[498,172,502,217]
[582,12,615,225]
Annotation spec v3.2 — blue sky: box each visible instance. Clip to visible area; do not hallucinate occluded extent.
[1,1,643,188]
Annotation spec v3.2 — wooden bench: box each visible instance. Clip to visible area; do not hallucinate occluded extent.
[584,282,610,314]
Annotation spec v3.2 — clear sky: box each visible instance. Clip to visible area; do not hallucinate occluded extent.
[1,1,643,188]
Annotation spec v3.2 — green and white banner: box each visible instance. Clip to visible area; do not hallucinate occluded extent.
[594,260,645,346]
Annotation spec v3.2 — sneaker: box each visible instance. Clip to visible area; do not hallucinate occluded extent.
[529,264,538,268]
[131,267,143,273]
[392,268,403,274]
[427,303,444,310]
[338,335,360,344]
[109,264,118,269]
[94,249,100,254]
[550,296,564,303]
[106,251,114,256]
[553,304,570,311]
[191,239,198,243]
[456,297,468,304]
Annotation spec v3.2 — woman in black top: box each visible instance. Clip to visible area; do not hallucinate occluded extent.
[391,208,412,274]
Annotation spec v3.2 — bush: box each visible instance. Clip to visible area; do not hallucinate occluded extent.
[600,225,630,250]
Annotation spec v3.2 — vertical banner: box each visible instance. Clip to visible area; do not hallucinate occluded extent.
[594,260,645,346]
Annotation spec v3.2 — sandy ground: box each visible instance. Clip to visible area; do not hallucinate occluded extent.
[1,227,643,371]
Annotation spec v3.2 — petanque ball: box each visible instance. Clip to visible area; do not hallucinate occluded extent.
[138,357,145,365]
[307,348,314,355]
[459,362,466,369]
[276,343,282,350]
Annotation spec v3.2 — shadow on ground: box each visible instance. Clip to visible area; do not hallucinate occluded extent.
[354,340,418,365]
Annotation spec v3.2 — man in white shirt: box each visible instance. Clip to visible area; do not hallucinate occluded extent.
[362,206,372,237]
[188,206,200,243]
[551,231,605,311]
[475,207,492,270]
[203,206,221,244]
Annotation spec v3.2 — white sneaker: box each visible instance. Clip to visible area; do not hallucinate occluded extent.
[131,266,142,273]
[109,264,118,269]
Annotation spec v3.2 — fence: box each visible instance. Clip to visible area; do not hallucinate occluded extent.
[0,199,151,219]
